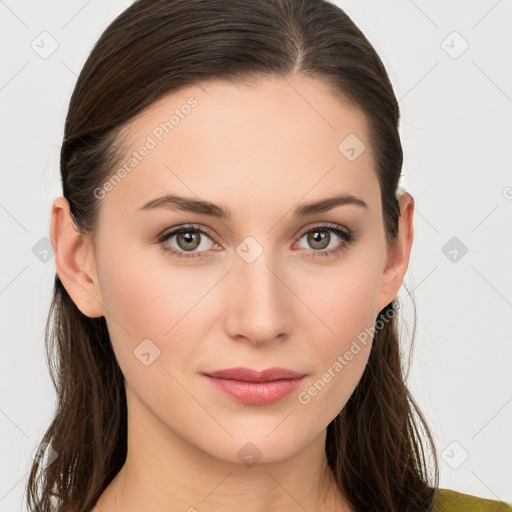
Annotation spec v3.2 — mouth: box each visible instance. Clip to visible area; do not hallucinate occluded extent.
[202,367,307,405]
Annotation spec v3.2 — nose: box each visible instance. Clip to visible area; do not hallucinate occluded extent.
[223,247,293,346]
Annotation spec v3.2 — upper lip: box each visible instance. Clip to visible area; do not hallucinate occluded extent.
[204,367,306,382]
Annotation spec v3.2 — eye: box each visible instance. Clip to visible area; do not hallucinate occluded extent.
[157,224,220,259]
[157,223,355,260]
[295,223,355,260]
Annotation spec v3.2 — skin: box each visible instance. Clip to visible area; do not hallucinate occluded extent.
[50,73,414,512]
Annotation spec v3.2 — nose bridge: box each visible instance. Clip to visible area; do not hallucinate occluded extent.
[225,239,291,343]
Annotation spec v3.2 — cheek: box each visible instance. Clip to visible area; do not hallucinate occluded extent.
[307,256,382,345]
[95,239,219,373]
[297,261,381,411]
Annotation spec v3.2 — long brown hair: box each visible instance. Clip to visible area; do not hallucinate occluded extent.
[26,1,439,510]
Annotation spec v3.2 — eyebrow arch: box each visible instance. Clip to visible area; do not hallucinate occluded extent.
[137,192,368,219]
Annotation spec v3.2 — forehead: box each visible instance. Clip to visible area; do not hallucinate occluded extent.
[100,74,379,221]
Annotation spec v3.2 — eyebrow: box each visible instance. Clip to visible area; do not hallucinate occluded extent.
[137,192,368,219]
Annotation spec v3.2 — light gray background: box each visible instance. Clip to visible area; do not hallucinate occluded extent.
[1,1,511,510]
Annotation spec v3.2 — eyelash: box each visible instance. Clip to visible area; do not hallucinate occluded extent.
[156,223,355,260]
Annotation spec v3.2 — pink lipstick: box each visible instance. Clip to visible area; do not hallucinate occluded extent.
[203,367,306,405]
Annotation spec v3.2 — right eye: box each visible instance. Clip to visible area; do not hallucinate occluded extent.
[157,224,221,259]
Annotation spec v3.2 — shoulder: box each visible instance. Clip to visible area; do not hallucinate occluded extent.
[433,488,512,512]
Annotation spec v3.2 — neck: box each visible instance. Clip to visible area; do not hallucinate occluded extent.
[93,384,347,512]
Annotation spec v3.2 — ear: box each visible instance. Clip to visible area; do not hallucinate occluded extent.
[49,196,104,318]
[376,192,414,315]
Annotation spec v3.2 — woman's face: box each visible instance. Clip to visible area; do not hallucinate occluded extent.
[59,74,411,465]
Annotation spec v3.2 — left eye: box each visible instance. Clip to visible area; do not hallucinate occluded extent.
[296,225,353,255]
[299,224,355,258]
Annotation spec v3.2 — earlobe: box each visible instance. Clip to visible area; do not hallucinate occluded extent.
[49,196,104,318]
[376,193,415,315]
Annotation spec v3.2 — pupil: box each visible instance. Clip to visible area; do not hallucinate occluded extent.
[309,230,329,249]
[179,230,199,251]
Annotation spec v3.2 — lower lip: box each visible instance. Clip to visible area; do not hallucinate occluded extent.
[203,375,306,405]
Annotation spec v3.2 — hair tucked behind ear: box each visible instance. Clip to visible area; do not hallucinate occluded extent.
[26,1,438,511]
[326,296,438,511]
[25,277,127,512]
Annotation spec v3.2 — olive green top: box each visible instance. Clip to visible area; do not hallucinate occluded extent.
[434,488,512,512]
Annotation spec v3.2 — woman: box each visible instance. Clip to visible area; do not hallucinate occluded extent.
[25,1,512,511]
